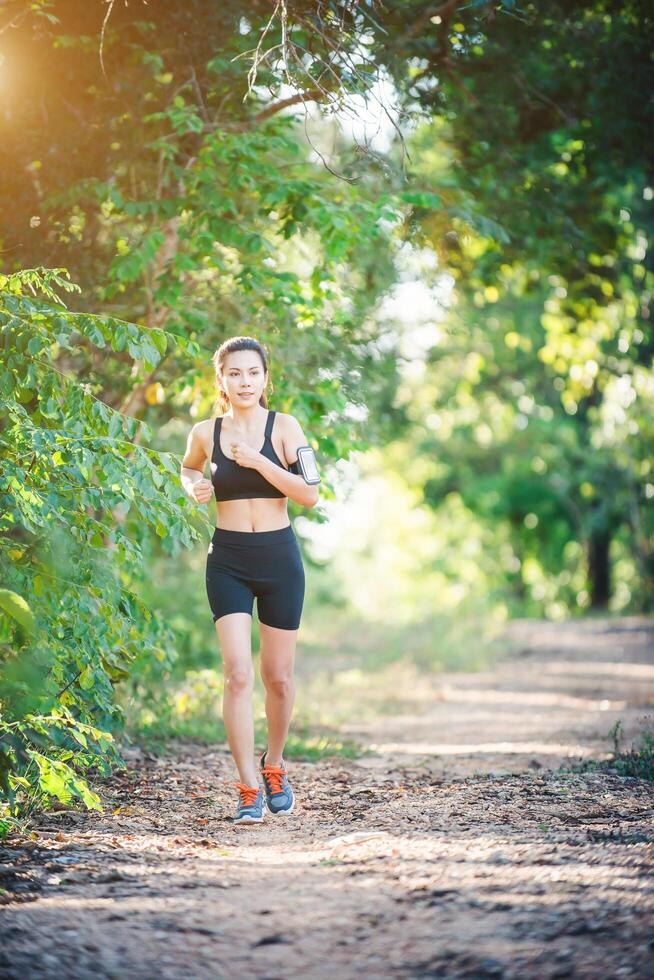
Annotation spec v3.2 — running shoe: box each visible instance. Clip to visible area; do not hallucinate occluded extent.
[230,781,265,825]
[259,750,295,815]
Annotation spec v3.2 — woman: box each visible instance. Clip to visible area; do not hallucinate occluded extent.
[180,336,320,826]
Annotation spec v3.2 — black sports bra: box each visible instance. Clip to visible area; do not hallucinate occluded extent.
[210,410,288,502]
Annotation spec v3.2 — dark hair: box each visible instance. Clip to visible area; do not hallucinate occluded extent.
[212,336,271,414]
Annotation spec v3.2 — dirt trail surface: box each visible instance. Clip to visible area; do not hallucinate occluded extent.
[1,617,653,979]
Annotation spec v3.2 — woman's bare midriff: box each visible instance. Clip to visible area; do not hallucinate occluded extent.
[215,497,291,533]
[200,418,291,533]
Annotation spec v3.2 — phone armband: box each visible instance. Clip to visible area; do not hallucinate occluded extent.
[289,445,321,484]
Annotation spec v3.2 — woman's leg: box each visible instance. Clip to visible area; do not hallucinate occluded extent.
[258,623,299,764]
[256,531,305,765]
[215,612,259,787]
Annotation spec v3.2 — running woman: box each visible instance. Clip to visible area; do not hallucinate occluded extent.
[180,336,320,825]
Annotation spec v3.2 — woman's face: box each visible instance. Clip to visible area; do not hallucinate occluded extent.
[219,350,267,406]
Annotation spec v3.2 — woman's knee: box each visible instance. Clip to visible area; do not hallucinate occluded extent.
[224,665,254,694]
[261,672,294,698]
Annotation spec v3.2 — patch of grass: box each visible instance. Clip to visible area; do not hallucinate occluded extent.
[280,724,371,762]
[121,721,367,762]
[570,716,654,782]
[117,667,369,761]
[120,714,226,757]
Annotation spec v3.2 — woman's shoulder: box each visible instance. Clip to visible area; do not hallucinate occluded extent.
[195,416,220,433]
[276,412,311,444]
[274,410,299,426]
[195,416,222,446]
[274,411,301,435]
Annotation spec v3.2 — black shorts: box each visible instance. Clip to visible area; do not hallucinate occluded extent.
[205,524,305,630]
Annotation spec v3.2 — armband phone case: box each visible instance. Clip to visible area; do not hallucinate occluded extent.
[295,445,321,484]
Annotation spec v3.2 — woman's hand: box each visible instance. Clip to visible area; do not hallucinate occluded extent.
[229,441,263,470]
[190,478,214,505]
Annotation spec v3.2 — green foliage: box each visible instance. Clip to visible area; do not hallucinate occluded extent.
[0,267,204,837]
[377,1,654,612]
[1,6,404,473]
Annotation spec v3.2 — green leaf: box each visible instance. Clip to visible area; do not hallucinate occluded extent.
[0,589,36,635]
[79,667,95,690]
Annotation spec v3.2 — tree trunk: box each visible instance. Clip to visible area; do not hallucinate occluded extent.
[588,527,611,609]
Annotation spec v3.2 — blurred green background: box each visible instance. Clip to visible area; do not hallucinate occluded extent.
[1,1,652,828]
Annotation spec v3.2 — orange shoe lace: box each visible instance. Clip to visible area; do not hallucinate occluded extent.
[230,781,260,807]
[261,762,287,794]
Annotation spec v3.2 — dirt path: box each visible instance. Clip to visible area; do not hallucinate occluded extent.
[1,616,653,979]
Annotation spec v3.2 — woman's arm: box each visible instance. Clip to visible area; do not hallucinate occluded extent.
[257,414,320,508]
[180,423,213,504]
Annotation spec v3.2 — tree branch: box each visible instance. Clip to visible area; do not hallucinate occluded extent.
[252,88,329,123]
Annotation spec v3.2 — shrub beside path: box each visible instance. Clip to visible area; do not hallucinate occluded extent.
[1,617,653,979]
